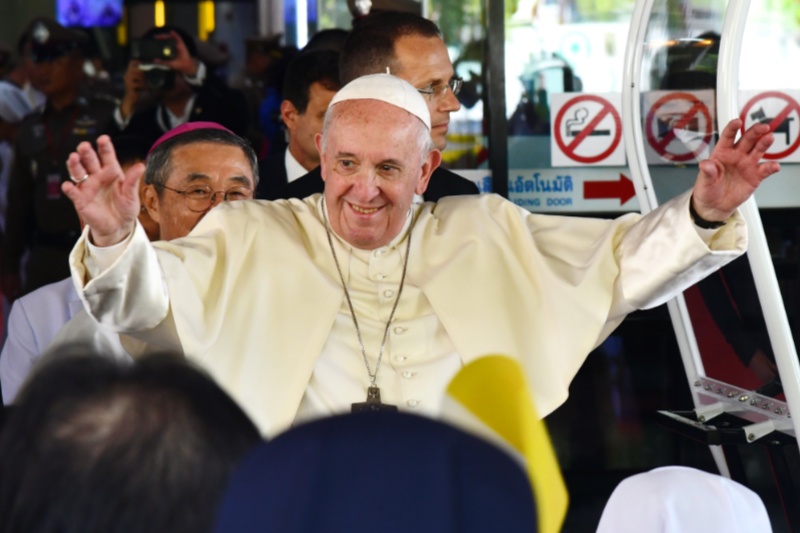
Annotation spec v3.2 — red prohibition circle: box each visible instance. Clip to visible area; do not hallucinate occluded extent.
[554,94,622,164]
[739,91,800,160]
[645,92,713,162]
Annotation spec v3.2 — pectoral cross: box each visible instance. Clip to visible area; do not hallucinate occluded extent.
[352,386,398,413]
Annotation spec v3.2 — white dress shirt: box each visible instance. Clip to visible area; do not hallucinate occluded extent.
[285,147,309,184]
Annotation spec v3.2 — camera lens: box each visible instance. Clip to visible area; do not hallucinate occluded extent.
[143,69,176,91]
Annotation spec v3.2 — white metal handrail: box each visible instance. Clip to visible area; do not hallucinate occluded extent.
[717,0,800,448]
[622,0,728,477]
[622,0,707,392]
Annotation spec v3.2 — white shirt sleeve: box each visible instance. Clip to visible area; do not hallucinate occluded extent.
[694,224,723,247]
[0,301,39,404]
[113,105,132,131]
[84,228,135,281]
[183,61,206,87]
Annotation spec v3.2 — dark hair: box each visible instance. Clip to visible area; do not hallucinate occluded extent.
[0,353,261,533]
[112,135,151,167]
[660,31,720,91]
[143,25,198,58]
[340,12,442,85]
[283,50,341,114]
[303,29,349,53]
[145,128,260,195]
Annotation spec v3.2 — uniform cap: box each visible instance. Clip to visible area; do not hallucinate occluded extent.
[24,17,88,47]
[328,73,431,131]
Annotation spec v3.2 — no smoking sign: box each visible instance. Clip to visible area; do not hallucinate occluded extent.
[740,90,800,162]
[643,90,715,166]
[551,93,626,167]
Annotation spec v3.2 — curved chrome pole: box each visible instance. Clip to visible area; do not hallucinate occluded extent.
[717,0,800,443]
[622,0,707,386]
[622,0,729,477]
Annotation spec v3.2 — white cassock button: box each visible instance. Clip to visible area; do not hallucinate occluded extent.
[394,326,406,334]
[376,274,385,281]
[407,399,419,408]
[395,355,407,362]
[402,371,415,379]
[384,289,394,298]
[373,250,383,258]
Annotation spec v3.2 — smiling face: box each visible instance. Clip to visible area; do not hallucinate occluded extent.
[318,100,441,250]
[143,142,255,241]
[392,35,461,151]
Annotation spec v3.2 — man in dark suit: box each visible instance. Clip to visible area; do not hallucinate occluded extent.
[271,12,479,202]
[114,26,248,148]
[257,50,341,199]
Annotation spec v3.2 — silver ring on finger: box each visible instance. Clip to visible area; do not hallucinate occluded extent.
[70,174,89,184]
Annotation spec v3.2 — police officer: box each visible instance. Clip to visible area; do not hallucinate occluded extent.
[1,18,116,302]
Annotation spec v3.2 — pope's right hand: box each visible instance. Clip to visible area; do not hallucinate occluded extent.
[63,135,145,247]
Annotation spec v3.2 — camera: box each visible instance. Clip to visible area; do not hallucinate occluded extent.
[130,38,177,63]
[138,64,176,92]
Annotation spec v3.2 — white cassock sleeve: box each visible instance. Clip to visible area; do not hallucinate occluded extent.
[70,220,170,334]
[609,190,744,320]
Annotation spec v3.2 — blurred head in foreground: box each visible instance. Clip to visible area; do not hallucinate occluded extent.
[596,466,772,533]
[0,353,261,533]
[214,412,537,533]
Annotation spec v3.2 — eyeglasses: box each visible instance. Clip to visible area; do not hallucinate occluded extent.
[156,183,253,213]
[417,77,463,102]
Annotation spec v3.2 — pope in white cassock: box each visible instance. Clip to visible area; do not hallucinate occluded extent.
[64,75,779,437]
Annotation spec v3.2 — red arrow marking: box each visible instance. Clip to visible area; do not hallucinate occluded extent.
[583,174,635,205]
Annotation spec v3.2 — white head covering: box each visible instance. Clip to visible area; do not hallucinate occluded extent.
[328,73,431,131]
[596,466,772,533]
[0,82,32,124]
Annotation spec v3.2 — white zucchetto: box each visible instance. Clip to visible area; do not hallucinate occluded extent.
[328,73,432,131]
[595,466,772,533]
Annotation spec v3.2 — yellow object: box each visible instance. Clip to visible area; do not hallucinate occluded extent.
[198,1,215,41]
[117,7,128,46]
[154,0,165,27]
[446,355,568,533]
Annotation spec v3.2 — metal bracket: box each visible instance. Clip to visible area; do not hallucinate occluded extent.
[692,376,794,437]
[743,418,796,442]
[696,401,726,423]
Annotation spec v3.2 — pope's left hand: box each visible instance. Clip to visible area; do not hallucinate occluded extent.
[692,119,780,222]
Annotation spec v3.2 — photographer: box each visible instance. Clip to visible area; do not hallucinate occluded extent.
[115,26,248,147]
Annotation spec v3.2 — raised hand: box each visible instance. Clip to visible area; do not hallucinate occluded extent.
[63,135,144,247]
[692,119,780,222]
